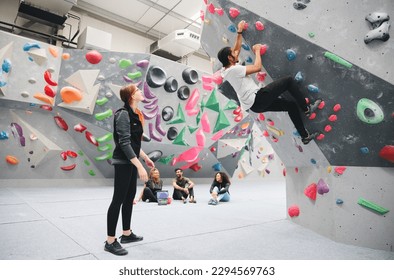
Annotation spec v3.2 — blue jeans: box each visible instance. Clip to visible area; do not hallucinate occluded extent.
[212,187,230,202]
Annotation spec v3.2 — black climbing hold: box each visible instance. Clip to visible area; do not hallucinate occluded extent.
[364,21,390,44]
[293,2,307,10]
[167,127,178,140]
[146,66,167,88]
[162,106,174,121]
[365,12,390,29]
[164,76,178,92]
[177,85,190,100]
[182,68,198,84]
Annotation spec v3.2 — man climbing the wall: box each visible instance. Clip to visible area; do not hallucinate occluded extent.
[217,20,321,145]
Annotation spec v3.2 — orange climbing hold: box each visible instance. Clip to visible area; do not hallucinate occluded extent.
[62,53,70,60]
[48,46,58,58]
[34,93,54,105]
[60,86,83,104]
[6,155,19,165]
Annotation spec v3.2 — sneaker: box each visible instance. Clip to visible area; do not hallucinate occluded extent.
[119,232,143,244]
[104,239,128,256]
[305,99,322,117]
[211,199,219,205]
[182,198,188,204]
[302,132,319,145]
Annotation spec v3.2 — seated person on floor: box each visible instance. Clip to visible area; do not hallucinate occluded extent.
[172,168,196,203]
[135,168,164,203]
[208,172,231,205]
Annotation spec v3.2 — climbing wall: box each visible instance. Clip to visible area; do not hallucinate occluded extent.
[200,0,393,251]
[0,29,282,181]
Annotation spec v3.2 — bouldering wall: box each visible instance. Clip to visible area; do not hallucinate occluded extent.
[0,29,283,182]
[200,0,393,251]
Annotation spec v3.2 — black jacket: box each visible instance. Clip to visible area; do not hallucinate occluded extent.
[112,107,143,164]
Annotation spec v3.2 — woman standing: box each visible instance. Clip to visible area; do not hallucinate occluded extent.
[208,172,231,205]
[105,84,154,256]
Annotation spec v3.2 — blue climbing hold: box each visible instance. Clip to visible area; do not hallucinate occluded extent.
[245,56,253,63]
[0,131,9,140]
[295,71,304,82]
[360,147,369,154]
[336,199,344,205]
[212,162,222,171]
[23,42,41,52]
[228,24,237,33]
[307,84,319,93]
[241,43,250,51]
[310,158,317,164]
[286,49,297,61]
[2,59,12,73]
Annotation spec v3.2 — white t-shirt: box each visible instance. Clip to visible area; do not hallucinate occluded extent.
[222,64,259,111]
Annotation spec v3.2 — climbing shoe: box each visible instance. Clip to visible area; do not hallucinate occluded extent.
[302,132,319,145]
[305,99,322,117]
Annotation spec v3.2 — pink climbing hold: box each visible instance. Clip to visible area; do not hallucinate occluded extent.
[260,44,268,55]
[379,145,394,163]
[316,133,325,141]
[324,125,332,132]
[282,168,286,177]
[200,10,205,21]
[215,8,224,16]
[234,113,243,122]
[308,112,316,120]
[258,113,265,121]
[328,114,337,122]
[318,100,325,109]
[334,166,346,175]
[304,183,317,200]
[233,106,241,115]
[295,167,299,173]
[288,205,300,217]
[263,130,269,137]
[243,22,249,30]
[333,104,341,112]
[85,50,102,64]
[256,72,267,82]
[255,21,265,31]
[267,119,275,126]
[207,3,215,14]
[305,97,310,104]
[212,70,223,84]
[229,7,240,18]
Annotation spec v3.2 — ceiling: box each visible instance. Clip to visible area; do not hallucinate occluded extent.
[73,0,205,41]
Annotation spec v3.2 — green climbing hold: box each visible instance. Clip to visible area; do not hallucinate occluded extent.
[95,152,113,161]
[205,89,220,112]
[188,126,199,134]
[358,197,389,215]
[308,32,315,38]
[96,133,113,143]
[158,154,174,165]
[167,103,185,124]
[78,150,84,156]
[172,127,189,146]
[97,143,113,152]
[84,159,90,166]
[96,97,109,106]
[127,71,142,80]
[119,59,132,69]
[196,110,202,125]
[356,98,384,124]
[213,110,231,133]
[95,109,113,121]
[88,169,96,176]
[324,51,352,68]
[224,100,239,110]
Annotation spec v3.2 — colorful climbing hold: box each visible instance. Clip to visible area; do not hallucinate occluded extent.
[307,84,319,93]
[85,50,102,64]
[286,49,296,61]
[60,86,83,104]
[44,85,56,97]
[328,114,337,122]
[60,163,76,171]
[288,205,300,217]
[379,145,394,163]
[96,97,109,106]
[118,59,132,69]
[336,199,344,205]
[360,147,369,154]
[256,71,267,82]
[229,7,240,18]
[318,100,325,109]
[85,131,99,146]
[358,198,389,215]
[324,125,332,132]
[317,178,329,195]
[44,70,58,86]
[136,59,149,68]
[255,21,264,31]
[356,98,384,124]
[333,104,341,112]
[54,116,68,131]
[334,166,346,175]
[294,71,304,82]
[324,51,353,68]
[316,133,325,141]
[96,133,113,143]
[95,109,113,121]
[6,155,19,165]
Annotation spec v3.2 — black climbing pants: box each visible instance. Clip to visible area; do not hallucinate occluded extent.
[107,164,137,237]
[142,187,158,202]
[249,76,309,138]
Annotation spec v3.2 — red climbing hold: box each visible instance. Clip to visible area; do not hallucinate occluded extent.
[334,166,347,175]
[255,21,264,31]
[207,3,215,14]
[66,150,78,158]
[263,130,269,137]
[233,106,241,115]
[260,44,268,55]
[229,7,240,18]
[258,113,265,121]
[288,205,300,217]
[61,163,76,171]
[74,123,87,133]
[324,125,332,132]
[54,116,68,131]
[85,131,99,146]
[40,105,52,111]
[44,70,58,86]
[60,151,67,161]
[215,8,224,16]
[379,145,394,163]
[316,133,325,141]
[308,112,316,120]
[189,163,202,172]
[85,50,102,64]
[333,104,341,112]
[44,85,56,97]
[328,114,337,122]
[304,183,317,200]
[318,100,325,109]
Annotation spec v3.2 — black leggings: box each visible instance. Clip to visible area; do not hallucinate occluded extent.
[249,76,309,138]
[142,188,158,202]
[172,188,194,200]
[107,164,137,237]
